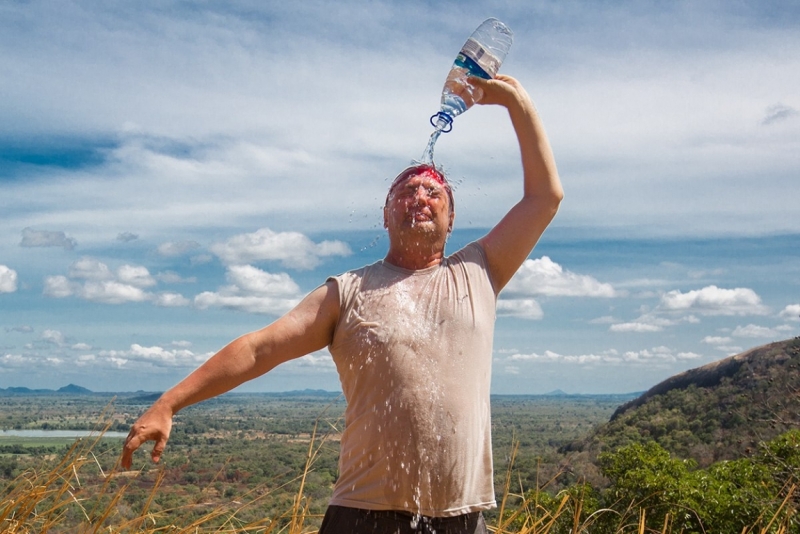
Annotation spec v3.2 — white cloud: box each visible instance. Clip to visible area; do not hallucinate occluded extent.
[292,352,336,370]
[209,228,351,270]
[157,241,202,257]
[154,292,191,307]
[42,330,66,346]
[69,258,113,280]
[156,271,196,284]
[194,264,302,315]
[732,324,784,338]
[659,285,769,316]
[610,322,663,333]
[509,348,621,365]
[507,345,701,367]
[81,280,150,304]
[496,298,544,320]
[45,258,155,304]
[117,265,156,288]
[504,256,617,298]
[0,265,18,293]
[71,343,92,350]
[702,336,732,345]
[779,304,800,322]
[19,228,77,250]
[43,276,74,298]
[609,314,682,333]
[94,344,213,369]
[589,315,617,324]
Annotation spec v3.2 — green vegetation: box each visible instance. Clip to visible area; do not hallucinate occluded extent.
[2,338,799,531]
[567,338,800,468]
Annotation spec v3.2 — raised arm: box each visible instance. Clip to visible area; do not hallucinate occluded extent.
[472,75,563,291]
[120,280,340,469]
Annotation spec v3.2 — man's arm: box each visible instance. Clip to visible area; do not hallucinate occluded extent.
[120,280,340,469]
[472,75,563,291]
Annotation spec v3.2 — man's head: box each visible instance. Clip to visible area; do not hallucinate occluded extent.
[383,164,455,241]
[386,164,455,214]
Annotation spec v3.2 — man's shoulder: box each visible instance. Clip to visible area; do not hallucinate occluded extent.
[327,259,384,283]
[446,241,487,265]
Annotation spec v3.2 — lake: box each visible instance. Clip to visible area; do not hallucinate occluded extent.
[0,429,128,438]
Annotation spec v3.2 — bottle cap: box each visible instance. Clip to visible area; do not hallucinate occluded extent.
[430,112,453,133]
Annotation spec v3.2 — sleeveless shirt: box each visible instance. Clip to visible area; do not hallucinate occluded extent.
[327,242,498,517]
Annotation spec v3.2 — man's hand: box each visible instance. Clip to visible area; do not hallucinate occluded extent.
[470,74,530,109]
[120,402,173,470]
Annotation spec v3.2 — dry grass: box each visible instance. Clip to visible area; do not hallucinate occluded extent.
[1,423,795,533]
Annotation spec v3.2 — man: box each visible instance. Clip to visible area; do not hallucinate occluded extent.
[121,74,562,533]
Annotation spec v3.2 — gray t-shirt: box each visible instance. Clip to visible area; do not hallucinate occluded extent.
[327,242,498,517]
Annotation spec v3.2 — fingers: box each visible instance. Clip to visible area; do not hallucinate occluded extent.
[120,432,142,470]
[468,75,529,108]
[119,410,172,469]
[151,436,167,463]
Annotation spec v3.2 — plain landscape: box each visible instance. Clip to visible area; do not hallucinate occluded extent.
[1,337,799,532]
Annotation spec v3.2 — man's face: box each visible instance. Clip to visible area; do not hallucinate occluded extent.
[383,171,454,239]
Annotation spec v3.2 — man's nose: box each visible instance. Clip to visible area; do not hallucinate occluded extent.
[412,185,430,202]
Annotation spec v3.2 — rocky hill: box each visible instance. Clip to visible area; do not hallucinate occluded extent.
[562,337,800,469]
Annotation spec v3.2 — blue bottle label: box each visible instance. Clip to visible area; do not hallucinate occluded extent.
[457,38,499,78]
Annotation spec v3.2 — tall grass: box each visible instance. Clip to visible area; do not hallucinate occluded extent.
[1,424,795,533]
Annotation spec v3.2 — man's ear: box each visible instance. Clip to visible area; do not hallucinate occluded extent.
[448,210,455,233]
[383,205,389,229]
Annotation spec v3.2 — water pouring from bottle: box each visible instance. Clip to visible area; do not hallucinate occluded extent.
[421,18,513,164]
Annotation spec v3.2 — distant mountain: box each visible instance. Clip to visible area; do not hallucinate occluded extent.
[562,337,800,468]
[57,384,93,394]
[0,384,95,395]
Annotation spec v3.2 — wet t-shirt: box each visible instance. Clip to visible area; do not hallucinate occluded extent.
[327,242,498,517]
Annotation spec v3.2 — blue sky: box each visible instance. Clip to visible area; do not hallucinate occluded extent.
[1,0,798,394]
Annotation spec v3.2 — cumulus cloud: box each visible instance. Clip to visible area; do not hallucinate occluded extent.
[156,271,196,284]
[504,256,617,298]
[69,257,113,280]
[610,322,664,333]
[731,324,784,338]
[497,257,616,320]
[659,285,769,316]
[291,351,336,370]
[210,228,351,270]
[157,240,202,257]
[779,304,800,322]
[496,298,544,320]
[42,330,66,346]
[507,345,701,366]
[702,336,732,345]
[44,258,156,304]
[70,344,215,370]
[153,292,191,307]
[117,265,156,288]
[609,314,690,333]
[0,265,18,293]
[19,227,77,250]
[194,264,302,315]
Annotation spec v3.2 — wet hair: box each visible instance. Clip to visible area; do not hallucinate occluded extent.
[386,164,455,213]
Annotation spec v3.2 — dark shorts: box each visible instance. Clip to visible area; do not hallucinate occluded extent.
[318,505,488,534]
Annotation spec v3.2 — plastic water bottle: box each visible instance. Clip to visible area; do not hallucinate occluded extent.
[431,18,513,133]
